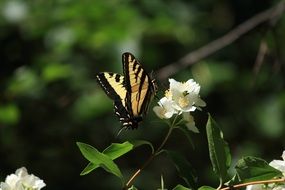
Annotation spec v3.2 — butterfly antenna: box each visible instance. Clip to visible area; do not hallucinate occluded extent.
[116,126,127,138]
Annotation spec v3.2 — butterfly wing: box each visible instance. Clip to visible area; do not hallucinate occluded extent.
[96,72,126,102]
[96,72,131,126]
[95,53,156,129]
[122,52,156,118]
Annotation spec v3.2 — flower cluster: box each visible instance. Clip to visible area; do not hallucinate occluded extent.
[246,151,285,190]
[153,78,206,132]
[0,167,46,190]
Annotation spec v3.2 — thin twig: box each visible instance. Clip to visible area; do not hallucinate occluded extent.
[251,39,268,87]
[124,125,174,188]
[157,0,285,80]
[220,178,285,190]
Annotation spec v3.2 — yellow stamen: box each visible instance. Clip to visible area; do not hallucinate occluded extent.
[178,97,189,108]
[165,90,172,99]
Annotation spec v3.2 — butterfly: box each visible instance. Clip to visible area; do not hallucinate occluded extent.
[96,52,157,129]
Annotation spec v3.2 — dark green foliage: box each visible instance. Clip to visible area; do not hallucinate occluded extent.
[167,150,198,189]
[206,115,231,186]
[234,156,283,182]
[1,0,285,189]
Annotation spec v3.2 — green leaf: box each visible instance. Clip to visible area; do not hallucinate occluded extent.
[167,150,197,189]
[77,142,123,179]
[103,141,134,158]
[206,114,231,186]
[80,141,152,175]
[81,141,133,175]
[173,184,191,190]
[129,140,154,154]
[81,162,98,175]
[235,156,282,182]
[198,186,216,190]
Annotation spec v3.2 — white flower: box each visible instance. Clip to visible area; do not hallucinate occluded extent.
[182,113,199,133]
[153,97,177,119]
[272,185,285,190]
[0,167,46,190]
[269,151,285,176]
[246,184,285,190]
[153,78,206,132]
[169,78,206,112]
[246,184,264,190]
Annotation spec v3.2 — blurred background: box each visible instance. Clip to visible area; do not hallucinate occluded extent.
[0,0,285,189]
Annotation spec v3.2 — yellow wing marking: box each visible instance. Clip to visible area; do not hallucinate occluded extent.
[102,73,126,107]
[126,55,150,116]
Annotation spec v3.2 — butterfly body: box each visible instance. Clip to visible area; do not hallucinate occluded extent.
[96,52,156,129]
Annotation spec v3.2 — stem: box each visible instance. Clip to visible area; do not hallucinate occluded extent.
[219,178,285,190]
[155,123,174,156]
[124,116,177,188]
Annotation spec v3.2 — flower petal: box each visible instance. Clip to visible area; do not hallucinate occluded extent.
[0,167,46,190]
[153,97,177,119]
[182,113,199,133]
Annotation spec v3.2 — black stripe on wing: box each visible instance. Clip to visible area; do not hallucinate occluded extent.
[122,52,156,117]
[122,53,134,116]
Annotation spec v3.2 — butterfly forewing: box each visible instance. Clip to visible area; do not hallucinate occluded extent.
[96,72,126,106]
[123,52,154,117]
[96,72,134,127]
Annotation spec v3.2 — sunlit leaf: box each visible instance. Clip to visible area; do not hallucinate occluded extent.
[81,162,97,175]
[80,141,133,175]
[77,142,123,180]
[80,141,153,175]
[103,141,134,158]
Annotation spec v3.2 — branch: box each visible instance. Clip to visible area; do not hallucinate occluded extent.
[220,178,285,190]
[156,0,285,80]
